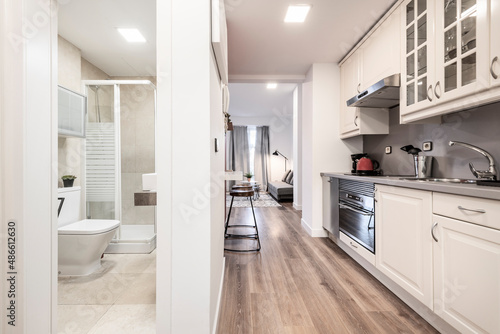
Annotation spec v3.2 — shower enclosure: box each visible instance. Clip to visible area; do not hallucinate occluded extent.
[83,80,156,253]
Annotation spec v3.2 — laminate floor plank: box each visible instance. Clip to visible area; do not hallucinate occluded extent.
[218,202,437,334]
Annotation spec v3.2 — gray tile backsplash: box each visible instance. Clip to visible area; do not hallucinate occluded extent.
[363,102,500,179]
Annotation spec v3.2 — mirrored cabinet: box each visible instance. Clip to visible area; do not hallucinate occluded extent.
[58,86,87,138]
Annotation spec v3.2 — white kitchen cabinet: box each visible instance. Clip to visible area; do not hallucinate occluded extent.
[339,6,400,138]
[490,0,500,87]
[375,185,433,309]
[432,214,500,334]
[400,0,437,121]
[434,0,490,102]
[360,5,401,89]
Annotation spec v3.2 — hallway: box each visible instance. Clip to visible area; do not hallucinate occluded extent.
[218,203,438,334]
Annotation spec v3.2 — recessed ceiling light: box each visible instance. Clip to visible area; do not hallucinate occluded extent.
[117,28,146,43]
[284,5,311,23]
[267,83,278,89]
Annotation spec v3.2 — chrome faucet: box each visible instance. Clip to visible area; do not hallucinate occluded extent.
[449,141,497,180]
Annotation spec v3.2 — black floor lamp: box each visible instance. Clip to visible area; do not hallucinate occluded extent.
[272,150,288,172]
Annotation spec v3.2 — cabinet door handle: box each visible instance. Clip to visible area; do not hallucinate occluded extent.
[427,85,433,102]
[431,222,438,242]
[434,81,441,99]
[354,115,358,126]
[458,205,486,214]
[491,56,499,80]
[357,83,361,93]
[350,241,358,249]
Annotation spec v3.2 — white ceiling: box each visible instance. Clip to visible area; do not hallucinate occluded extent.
[228,83,297,117]
[58,0,156,77]
[225,0,398,77]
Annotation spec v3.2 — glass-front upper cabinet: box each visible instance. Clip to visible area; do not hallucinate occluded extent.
[401,0,435,117]
[435,0,489,100]
[490,0,500,87]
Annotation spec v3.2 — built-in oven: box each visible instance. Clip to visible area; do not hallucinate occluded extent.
[338,179,375,253]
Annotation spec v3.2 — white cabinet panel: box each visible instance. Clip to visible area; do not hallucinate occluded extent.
[490,0,500,87]
[375,185,433,309]
[361,6,401,89]
[433,214,500,334]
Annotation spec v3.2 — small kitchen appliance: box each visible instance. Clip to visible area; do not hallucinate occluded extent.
[351,153,368,173]
[355,157,380,175]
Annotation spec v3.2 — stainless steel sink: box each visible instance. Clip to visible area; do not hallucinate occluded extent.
[399,177,477,184]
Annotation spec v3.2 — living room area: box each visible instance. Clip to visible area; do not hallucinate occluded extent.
[225,82,300,208]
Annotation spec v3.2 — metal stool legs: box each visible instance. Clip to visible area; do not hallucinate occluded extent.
[224,195,261,252]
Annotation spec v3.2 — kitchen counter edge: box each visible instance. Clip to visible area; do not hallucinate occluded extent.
[321,172,500,201]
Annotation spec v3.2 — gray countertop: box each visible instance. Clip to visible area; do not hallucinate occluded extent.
[321,172,500,201]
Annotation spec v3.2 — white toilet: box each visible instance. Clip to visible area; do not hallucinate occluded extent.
[57,186,120,276]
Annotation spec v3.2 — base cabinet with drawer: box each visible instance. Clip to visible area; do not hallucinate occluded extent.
[432,192,500,334]
[375,185,434,309]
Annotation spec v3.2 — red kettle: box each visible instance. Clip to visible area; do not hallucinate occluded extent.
[356,157,379,175]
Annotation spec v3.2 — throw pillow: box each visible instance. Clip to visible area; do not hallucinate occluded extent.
[285,171,294,184]
[281,170,291,182]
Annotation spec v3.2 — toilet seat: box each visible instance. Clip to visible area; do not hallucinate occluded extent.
[58,219,120,235]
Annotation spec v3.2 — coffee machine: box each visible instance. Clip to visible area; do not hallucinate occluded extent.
[351,153,368,173]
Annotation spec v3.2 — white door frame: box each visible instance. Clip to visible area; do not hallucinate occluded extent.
[1,1,174,332]
[1,0,58,332]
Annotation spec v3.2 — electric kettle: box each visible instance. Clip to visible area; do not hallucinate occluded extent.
[356,157,379,175]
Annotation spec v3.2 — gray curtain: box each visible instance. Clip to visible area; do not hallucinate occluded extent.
[226,126,249,187]
[254,126,270,191]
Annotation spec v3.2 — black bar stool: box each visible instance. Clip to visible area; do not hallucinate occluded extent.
[224,188,261,252]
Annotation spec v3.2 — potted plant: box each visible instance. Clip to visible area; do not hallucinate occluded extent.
[243,172,253,181]
[62,175,77,188]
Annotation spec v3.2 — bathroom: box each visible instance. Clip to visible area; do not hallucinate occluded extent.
[56,1,157,332]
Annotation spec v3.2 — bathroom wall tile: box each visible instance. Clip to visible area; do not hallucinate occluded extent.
[58,273,140,305]
[121,121,136,147]
[121,199,136,225]
[81,57,109,81]
[121,145,136,173]
[135,117,155,147]
[135,145,155,173]
[58,36,82,93]
[115,273,155,304]
[135,206,155,225]
[87,304,155,334]
[58,304,111,334]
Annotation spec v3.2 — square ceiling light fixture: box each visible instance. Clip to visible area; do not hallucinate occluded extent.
[267,83,278,89]
[117,28,146,43]
[284,4,311,23]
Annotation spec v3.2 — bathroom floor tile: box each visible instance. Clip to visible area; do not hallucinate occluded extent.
[98,252,156,274]
[87,304,155,334]
[58,273,140,305]
[58,305,111,334]
[115,273,156,304]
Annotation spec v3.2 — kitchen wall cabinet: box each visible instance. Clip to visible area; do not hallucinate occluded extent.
[339,6,400,138]
[400,0,436,118]
[400,0,500,123]
[434,0,490,103]
[375,185,433,309]
[490,0,500,87]
[432,214,500,334]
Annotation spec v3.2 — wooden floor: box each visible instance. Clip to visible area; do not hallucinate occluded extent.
[218,203,439,334]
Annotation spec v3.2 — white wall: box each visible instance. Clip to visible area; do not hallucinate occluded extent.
[231,115,293,183]
[157,0,225,333]
[1,0,58,332]
[293,86,302,210]
[301,63,362,237]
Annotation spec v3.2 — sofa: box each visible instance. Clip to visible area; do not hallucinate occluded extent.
[268,170,294,201]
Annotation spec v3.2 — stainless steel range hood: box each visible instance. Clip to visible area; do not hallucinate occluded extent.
[347,73,400,108]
